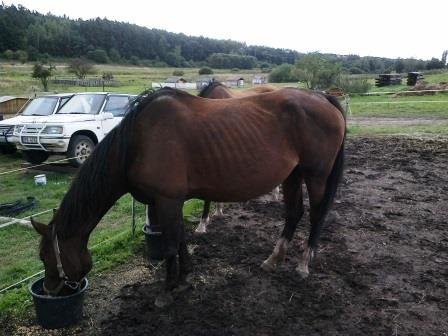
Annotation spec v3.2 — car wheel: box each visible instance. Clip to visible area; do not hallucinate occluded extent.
[68,135,95,167]
[22,150,49,164]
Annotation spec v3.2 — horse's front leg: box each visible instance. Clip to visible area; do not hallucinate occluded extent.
[153,197,185,308]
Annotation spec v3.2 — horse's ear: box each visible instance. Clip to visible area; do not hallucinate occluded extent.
[31,217,49,236]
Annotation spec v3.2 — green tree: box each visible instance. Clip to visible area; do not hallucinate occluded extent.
[32,63,53,91]
[3,49,14,60]
[426,57,444,70]
[294,53,341,89]
[268,63,297,83]
[441,50,447,67]
[67,58,95,79]
[395,58,404,73]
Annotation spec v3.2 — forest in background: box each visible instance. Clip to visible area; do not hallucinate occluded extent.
[0,4,446,73]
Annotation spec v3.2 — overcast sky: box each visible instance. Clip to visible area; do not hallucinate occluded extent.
[4,0,447,60]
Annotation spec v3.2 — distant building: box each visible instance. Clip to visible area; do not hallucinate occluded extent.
[0,96,29,119]
[164,76,188,84]
[151,76,196,90]
[225,76,244,88]
[252,75,267,85]
[196,76,215,90]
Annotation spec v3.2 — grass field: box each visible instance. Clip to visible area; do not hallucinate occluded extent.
[0,62,266,96]
[348,92,448,118]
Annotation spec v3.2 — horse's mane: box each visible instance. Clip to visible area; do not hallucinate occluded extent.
[198,81,227,98]
[55,87,186,237]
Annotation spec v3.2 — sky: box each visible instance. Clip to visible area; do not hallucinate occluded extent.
[3,0,447,60]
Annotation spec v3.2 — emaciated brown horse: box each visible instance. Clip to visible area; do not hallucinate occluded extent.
[31,87,345,307]
[196,81,279,233]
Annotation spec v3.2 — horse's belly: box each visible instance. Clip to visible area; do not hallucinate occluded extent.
[189,160,296,202]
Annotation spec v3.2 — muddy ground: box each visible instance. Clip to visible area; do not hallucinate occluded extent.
[3,136,448,336]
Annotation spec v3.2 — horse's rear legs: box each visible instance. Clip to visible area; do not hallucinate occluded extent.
[296,177,328,278]
[195,201,224,233]
[261,169,303,272]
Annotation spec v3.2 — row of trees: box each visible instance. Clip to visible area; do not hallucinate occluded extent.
[0,4,299,69]
[2,4,446,73]
[270,51,448,91]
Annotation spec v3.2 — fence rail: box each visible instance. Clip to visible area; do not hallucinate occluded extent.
[52,78,120,87]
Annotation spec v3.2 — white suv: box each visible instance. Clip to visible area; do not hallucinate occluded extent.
[13,92,134,167]
[0,93,73,154]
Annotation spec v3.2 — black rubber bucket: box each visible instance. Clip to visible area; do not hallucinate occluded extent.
[29,277,88,329]
[142,224,164,261]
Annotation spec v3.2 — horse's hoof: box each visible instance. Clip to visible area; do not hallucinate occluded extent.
[260,260,276,272]
[155,292,174,308]
[195,226,206,234]
[295,265,309,279]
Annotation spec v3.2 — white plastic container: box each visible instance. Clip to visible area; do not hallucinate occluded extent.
[34,174,47,185]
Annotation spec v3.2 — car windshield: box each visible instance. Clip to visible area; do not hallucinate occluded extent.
[21,97,58,116]
[103,96,130,117]
[57,94,105,115]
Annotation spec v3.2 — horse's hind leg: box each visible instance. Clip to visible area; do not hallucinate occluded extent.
[153,197,184,308]
[261,168,303,272]
[296,176,328,278]
[196,200,211,233]
[178,218,193,287]
[215,202,224,216]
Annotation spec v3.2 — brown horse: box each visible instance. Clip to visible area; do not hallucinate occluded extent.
[196,81,279,233]
[31,87,345,307]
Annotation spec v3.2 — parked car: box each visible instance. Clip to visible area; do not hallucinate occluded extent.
[0,93,73,154]
[13,92,135,167]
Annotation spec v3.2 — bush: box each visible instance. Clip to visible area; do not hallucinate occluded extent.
[337,76,371,94]
[199,67,213,75]
[268,64,298,83]
[3,49,14,60]
[129,56,140,66]
[172,70,184,76]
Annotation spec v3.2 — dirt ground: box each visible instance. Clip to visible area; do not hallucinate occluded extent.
[3,136,448,336]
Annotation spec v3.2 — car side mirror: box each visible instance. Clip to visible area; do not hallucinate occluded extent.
[101,112,114,120]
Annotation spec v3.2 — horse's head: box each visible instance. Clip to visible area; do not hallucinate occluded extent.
[31,216,92,296]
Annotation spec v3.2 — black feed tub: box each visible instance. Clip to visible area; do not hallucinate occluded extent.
[142,224,164,262]
[29,277,88,329]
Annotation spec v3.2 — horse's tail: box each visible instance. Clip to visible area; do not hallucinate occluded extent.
[319,94,346,217]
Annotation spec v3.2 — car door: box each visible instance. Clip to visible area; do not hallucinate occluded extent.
[100,95,130,136]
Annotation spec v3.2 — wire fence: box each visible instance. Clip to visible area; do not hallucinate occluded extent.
[0,153,201,296]
[0,155,85,176]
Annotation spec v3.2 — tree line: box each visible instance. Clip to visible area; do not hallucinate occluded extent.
[0,4,446,73]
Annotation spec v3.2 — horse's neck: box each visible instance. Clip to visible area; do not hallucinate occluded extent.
[56,161,126,238]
